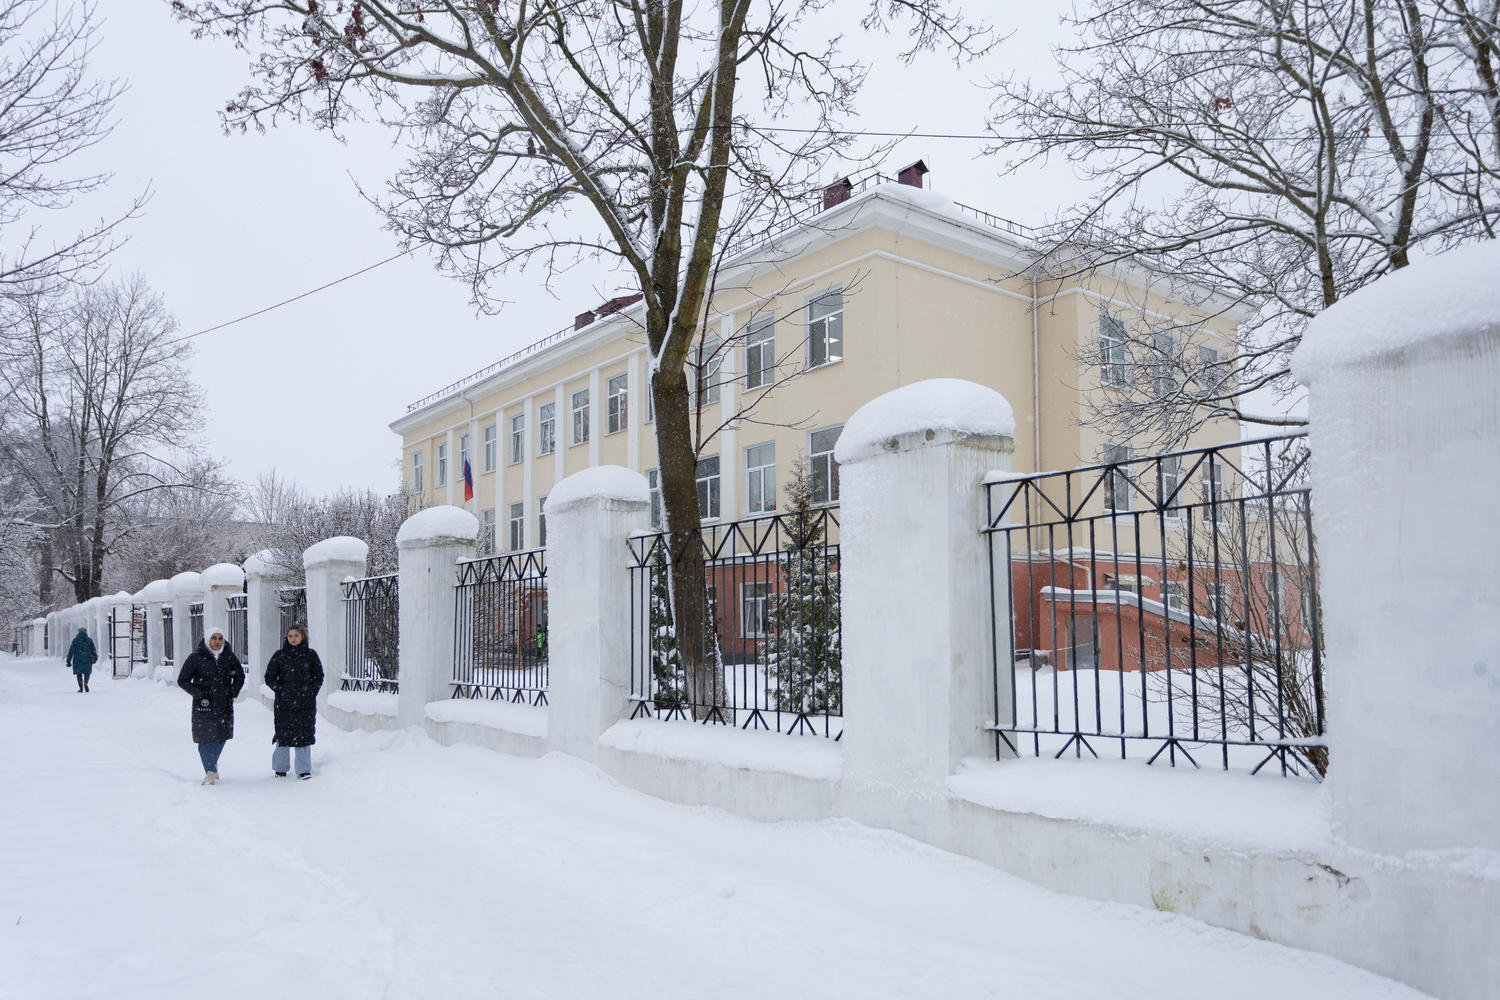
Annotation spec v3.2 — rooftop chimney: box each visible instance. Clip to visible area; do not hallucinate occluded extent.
[897,159,929,189]
[574,310,595,331]
[822,177,853,211]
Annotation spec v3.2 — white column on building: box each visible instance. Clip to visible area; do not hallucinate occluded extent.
[443,427,457,506]
[466,413,480,511]
[303,537,369,717]
[395,505,478,728]
[543,467,650,761]
[834,379,1017,826]
[553,384,566,484]
[522,394,535,547]
[716,313,739,521]
[627,352,641,472]
[587,367,602,468]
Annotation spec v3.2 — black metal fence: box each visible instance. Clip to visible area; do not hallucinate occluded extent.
[161,606,174,664]
[342,574,399,692]
[226,594,248,660]
[278,586,306,636]
[627,508,842,739]
[189,601,204,650]
[130,604,148,671]
[452,550,548,703]
[983,434,1325,778]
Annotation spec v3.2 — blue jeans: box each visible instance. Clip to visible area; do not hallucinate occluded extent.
[197,741,225,774]
[272,743,311,776]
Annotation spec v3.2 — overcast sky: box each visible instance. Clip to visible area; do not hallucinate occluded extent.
[62,4,1078,498]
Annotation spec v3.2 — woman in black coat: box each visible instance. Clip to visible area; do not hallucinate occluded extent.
[263,622,324,779]
[176,626,245,785]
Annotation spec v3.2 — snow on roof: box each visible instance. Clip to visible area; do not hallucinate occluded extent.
[200,563,245,588]
[1295,240,1500,381]
[394,505,477,548]
[169,572,202,596]
[143,580,173,602]
[544,465,650,516]
[836,378,1017,465]
[303,535,371,567]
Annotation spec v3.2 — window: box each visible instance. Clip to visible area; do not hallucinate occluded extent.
[1164,581,1188,611]
[1100,312,1128,386]
[1201,459,1227,525]
[689,335,722,408]
[509,414,525,465]
[696,455,720,520]
[606,372,628,434]
[508,501,525,551]
[1159,454,1182,517]
[1198,344,1224,393]
[1103,443,1131,512]
[411,451,423,492]
[1152,332,1176,397]
[459,433,470,473]
[1207,582,1234,621]
[745,315,775,389]
[741,581,773,638]
[745,442,776,514]
[538,496,548,547]
[480,508,496,554]
[809,425,841,504]
[645,373,654,423]
[482,424,497,472]
[436,442,448,487]
[571,388,590,445]
[808,290,843,368]
[538,402,556,455]
[647,468,662,528]
[1103,573,1139,595]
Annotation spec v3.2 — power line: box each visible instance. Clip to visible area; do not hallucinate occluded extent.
[172,246,418,344]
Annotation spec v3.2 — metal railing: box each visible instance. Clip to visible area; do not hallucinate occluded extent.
[189,601,204,650]
[983,434,1325,778]
[278,586,306,637]
[452,550,548,703]
[226,594,248,660]
[342,574,399,693]
[161,606,174,664]
[627,508,842,739]
[130,604,148,671]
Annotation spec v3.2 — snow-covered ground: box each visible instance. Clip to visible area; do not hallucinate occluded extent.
[0,653,1429,999]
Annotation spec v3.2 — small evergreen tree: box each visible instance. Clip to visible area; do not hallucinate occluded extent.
[765,457,842,715]
[648,549,689,712]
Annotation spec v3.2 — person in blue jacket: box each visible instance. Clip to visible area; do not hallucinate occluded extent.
[66,627,98,693]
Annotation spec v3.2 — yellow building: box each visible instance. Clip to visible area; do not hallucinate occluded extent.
[390,165,1241,550]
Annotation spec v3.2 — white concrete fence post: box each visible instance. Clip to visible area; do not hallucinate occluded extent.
[543,467,650,762]
[395,506,478,729]
[1294,243,1500,1000]
[303,537,368,717]
[242,551,285,703]
[143,579,172,676]
[834,380,1017,830]
[168,572,201,678]
[201,563,245,643]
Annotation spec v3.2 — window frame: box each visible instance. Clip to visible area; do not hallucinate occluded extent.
[436,441,448,487]
[646,468,662,528]
[571,388,590,446]
[807,288,843,369]
[744,441,776,515]
[509,414,525,465]
[1100,311,1129,387]
[740,580,773,638]
[508,500,525,551]
[538,401,556,456]
[808,425,842,505]
[411,451,423,492]
[482,423,498,473]
[745,314,775,390]
[538,495,548,548]
[1103,443,1132,513]
[606,372,629,434]
[696,455,721,521]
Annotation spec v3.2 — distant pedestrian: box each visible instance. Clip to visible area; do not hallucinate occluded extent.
[176,625,245,785]
[65,627,98,693]
[534,624,547,663]
[263,623,323,780]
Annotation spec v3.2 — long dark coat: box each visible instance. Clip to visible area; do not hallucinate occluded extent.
[66,630,98,676]
[177,640,245,744]
[264,641,324,747]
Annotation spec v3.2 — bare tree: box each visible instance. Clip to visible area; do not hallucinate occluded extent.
[243,466,304,527]
[171,0,991,710]
[108,460,251,592]
[0,0,143,290]
[257,485,408,583]
[0,275,206,601]
[989,0,1500,447]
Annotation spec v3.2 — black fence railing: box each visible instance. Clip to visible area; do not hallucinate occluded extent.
[226,594,248,660]
[342,574,399,693]
[189,601,205,650]
[627,508,842,739]
[130,604,148,670]
[278,586,306,637]
[452,550,548,703]
[161,606,174,664]
[983,434,1325,778]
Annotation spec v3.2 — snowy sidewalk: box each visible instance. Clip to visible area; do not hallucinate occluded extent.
[0,655,1427,1000]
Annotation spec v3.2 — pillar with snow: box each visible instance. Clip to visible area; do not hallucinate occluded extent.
[242,551,285,699]
[834,379,1016,830]
[395,506,477,728]
[303,537,367,716]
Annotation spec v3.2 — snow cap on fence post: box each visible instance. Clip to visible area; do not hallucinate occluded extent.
[200,563,245,650]
[1294,240,1500,860]
[395,506,477,728]
[543,466,650,762]
[834,379,1016,831]
[303,537,369,717]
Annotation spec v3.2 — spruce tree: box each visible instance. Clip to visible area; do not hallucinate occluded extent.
[648,549,689,712]
[765,457,842,715]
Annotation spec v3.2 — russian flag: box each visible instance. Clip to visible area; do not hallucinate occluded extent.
[462,457,474,502]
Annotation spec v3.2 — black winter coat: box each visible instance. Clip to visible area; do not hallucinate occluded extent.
[264,641,324,747]
[177,640,245,743]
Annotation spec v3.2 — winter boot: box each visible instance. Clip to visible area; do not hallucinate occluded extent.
[298,773,311,780]
[274,771,287,777]
[201,773,214,785]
